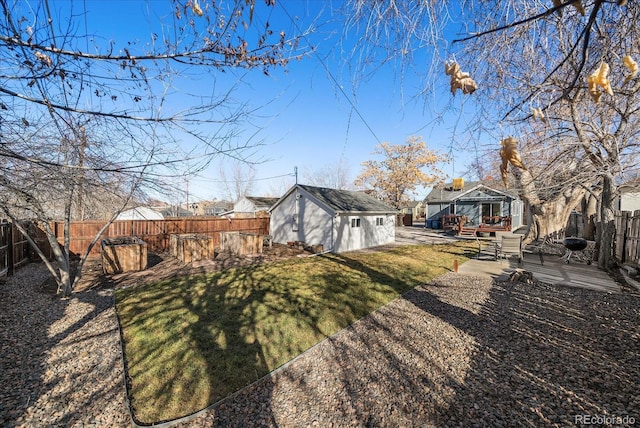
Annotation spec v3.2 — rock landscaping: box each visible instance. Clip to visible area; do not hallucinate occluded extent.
[1,256,638,427]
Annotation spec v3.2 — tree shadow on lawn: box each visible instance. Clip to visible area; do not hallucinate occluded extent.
[120,257,358,425]
[190,272,639,427]
[119,245,459,425]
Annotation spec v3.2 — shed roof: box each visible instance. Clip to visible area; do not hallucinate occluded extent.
[272,184,397,214]
[244,196,280,208]
[116,206,164,221]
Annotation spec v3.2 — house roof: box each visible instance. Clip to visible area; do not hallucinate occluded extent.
[425,181,517,203]
[404,200,422,209]
[116,206,164,221]
[272,184,397,214]
[244,196,280,208]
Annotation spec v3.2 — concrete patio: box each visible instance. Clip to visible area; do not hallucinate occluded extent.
[393,225,626,293]
[457,244,623,293]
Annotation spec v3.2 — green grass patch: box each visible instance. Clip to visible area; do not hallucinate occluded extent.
[116,242,475,423]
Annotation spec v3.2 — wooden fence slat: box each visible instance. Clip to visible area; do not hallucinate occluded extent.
[47,216,270,257]
[615,210,640,266]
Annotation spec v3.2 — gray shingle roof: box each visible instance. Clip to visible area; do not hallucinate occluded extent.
[245,196,279,208]
[425,181,517,203]
[298,184,396,213]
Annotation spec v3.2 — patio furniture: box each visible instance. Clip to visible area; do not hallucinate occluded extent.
[496,234,523,265]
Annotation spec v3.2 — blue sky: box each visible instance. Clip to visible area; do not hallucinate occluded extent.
[53,0,483,203]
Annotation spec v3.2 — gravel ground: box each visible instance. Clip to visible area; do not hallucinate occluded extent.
[0,263,129,428]
[1,261,639,427]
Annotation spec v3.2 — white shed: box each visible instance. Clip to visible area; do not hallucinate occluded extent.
[269,184,397,253]
[116,207,164,221]
[233,196,279,216]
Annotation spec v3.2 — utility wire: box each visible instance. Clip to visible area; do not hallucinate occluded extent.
[278,3,382,145]
[190,172,294,184]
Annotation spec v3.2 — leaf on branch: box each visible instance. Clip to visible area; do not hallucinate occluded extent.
[552,0,585,16]
[587,61,613,103]
[623,55,638,84]
[573,0,585,15]
[445,61,477,95]
[192,0,203,17]
[552,0,563,16]
[531,107,547,123]
[35,51,53,67]
[22,118,30,127]
[499,136,527,188]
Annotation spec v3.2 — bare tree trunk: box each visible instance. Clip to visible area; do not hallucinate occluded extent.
[517,169,587,242]
[597,173,617,270]
[582,192,598,240]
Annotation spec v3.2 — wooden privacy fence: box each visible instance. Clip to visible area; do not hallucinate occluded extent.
[52,217,270,257]
[615,210,640,265]
[0,221,34,277]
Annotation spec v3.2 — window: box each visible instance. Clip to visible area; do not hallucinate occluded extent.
[351,218,361,228]
[292,214,298,231]
[481,202,501,217]
[376,217,384,226]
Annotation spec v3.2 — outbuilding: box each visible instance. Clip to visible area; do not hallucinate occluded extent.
[233,196,280,217]
[269,184,397,253]
[115,206,164,221]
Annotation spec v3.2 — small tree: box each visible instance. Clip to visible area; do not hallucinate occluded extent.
[355,136,447,209]
[219,160,257,203]
[303,159,354,190]
[0,0,304,295]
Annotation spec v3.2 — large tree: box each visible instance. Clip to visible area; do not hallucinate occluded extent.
[451,1,640,268]
[0,0,304,295]
[344,0,640,269]
[355,136,447,209]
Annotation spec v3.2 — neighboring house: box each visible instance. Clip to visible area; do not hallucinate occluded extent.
[116,207,164,221]
[616,184,640,212]
[233,196,279,217]
[269,184,397,253]
[424,180,524,230]
[159,206,194,217]
[401,201,425,219]
[201,200,233,216]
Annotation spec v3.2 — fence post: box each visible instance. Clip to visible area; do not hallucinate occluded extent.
[7,223,14,277]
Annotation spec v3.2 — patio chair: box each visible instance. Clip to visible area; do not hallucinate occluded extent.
[496,234,523,265]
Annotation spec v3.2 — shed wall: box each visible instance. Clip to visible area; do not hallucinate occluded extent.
[333,214,395,253]
[270,189,334,250]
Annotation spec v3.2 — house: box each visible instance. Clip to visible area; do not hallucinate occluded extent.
[201,200,233,216]
[400,200,425,220]
[616,184,640,212]
[424,180,524,230]
[159,205,193,217]
[269,184,397,253]
[116,207,164,221]
[233,196,279,217]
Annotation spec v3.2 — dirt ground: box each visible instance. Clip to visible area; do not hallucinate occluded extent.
[75,243,314,291]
